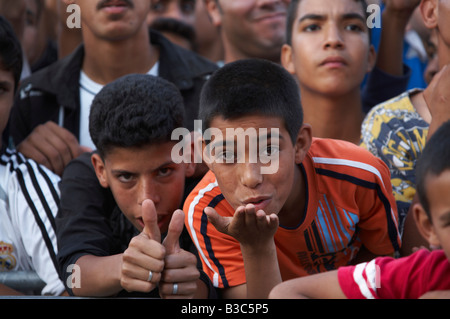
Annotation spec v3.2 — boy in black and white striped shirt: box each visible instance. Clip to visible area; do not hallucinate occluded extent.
[0,16,65,296]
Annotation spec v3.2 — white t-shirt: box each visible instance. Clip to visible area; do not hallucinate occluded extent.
[0,150,64,295]
[79,63,160,149]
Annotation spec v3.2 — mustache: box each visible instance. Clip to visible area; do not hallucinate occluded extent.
[97,0,134,10]
[149,17,196,43]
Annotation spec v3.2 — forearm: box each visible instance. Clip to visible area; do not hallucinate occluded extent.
[376,8,413,76]
[72,254,123,297]
[240,241,282,299]
[269,270,346,299]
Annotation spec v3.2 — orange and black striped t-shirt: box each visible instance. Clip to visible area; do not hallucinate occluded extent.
[184,138,401,288]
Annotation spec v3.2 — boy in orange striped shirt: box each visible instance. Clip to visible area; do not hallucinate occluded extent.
[183,59,401,299]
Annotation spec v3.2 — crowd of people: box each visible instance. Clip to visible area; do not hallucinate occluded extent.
[0,0,449,299]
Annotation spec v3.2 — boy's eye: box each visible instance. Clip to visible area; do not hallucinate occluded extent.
[216,151,235,163]
[151,0,165,12]
[118,173,134,183]
[181,0,195,13]
[303,24,321,32]
[261,145,280,157]
[158,167,173,177]
[0,84,11,96]
[345,23,364,32]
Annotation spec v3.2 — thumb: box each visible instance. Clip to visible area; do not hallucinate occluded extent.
[163,210,184,254]
[142,199,161,243]
[204,206,231,235]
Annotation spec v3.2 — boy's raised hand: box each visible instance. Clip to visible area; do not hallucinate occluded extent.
[160,210,200,299]
[205,204,279,247]
[120,199,165,293]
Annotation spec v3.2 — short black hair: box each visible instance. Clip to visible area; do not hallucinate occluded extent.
[199,58,303,144]
[286,0,370,45]
[89,74,185,158]
[416,120,450,218]
[0,15,23,91]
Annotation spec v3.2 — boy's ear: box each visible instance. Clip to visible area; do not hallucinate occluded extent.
[420,0,439,29]
[91,153,109,188]
[206,0,222,28]
[412,202,440,248]
[281,44,296,75]
[294,124,312,164]
[367,44,377,73]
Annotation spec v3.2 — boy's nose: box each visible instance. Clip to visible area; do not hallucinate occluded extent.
[324,24,344,49]
[137,179,161,206]
[240,163,263,189]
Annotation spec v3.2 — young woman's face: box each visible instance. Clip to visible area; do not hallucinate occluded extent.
[282,0,375,97]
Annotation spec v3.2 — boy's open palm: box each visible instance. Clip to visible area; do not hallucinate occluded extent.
[205,204,279,247]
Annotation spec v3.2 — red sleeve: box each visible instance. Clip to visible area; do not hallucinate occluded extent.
[338,250,450,299]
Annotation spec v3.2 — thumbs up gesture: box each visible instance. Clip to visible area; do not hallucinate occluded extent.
[159,210,200,299]
[120,199,166,293]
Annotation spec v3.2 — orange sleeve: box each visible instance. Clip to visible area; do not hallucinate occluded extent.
[183,171,247,288]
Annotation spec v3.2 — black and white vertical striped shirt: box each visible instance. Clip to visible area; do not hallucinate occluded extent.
[0,149,65,295]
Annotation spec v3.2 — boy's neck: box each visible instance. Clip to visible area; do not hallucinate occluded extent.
[300,89,364,145]
[278,164,307,228]
[82,29,158,85]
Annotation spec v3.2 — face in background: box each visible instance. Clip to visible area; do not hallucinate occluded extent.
[421,0,450,68]
[0,67,15,147]
[282,0,375,97]
[92,142,194,234]
[415,169,450,261]
[207,0,290,62]
[203,114,311,226]
[147,0,197,50]
[424,28,439,84]
[65,0,151,41]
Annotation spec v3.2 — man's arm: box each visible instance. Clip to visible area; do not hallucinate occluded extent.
[376,0,421,77]
[269,270,346,299]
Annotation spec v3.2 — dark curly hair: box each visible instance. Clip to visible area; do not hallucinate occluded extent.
[89,74,185,158]
[199,58,303,144]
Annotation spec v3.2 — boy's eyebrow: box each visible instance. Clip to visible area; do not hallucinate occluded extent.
[299,12,366,24]
[342,13,366,24]
[111,160,176,175]
[298,13,326,23]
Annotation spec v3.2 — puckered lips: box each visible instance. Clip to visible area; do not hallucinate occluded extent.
[242,196,273,213]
